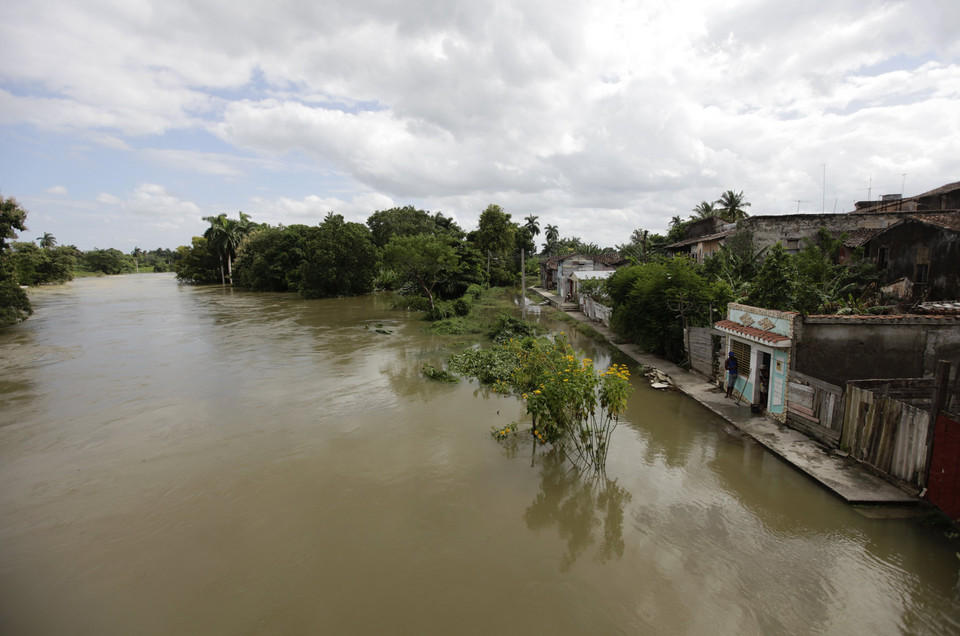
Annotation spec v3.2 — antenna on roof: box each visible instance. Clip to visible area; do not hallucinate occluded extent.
[822,163,826,213]
[795,200,806,213]
[901,173,907,196]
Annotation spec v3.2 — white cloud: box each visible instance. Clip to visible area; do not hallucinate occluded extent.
[1,0,958,249]
[46,185,68,195]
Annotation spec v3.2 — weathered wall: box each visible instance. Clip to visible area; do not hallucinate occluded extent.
[739,212,902,252]
[865,220,960,301]
[795,316,960,385]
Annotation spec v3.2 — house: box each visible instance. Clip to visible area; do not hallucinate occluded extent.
[666,217,736,262]
[714,303,799,422]
[568,269,615,304]
[861,212,960,301]
[539,252,626,298]
[736,180,960,255]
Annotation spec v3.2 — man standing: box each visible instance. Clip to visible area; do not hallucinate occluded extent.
[724,351,738,399]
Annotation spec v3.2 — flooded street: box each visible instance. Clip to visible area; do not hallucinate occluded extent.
[1,274,958,635]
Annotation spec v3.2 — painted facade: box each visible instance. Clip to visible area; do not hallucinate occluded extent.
[714,303,800,422]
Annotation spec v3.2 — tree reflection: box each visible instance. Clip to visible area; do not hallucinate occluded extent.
[524,450,631,571]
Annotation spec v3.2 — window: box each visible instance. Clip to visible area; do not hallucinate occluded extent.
[785,238,801,253]
[877,246,888,270]
[915,263,929,284]
[731,340,752,380]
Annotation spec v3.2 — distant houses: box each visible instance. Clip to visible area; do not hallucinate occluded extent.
[666,180,960,301]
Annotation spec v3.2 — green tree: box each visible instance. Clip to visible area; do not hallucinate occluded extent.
[366,206,438,248]
[82,248,134,275]
[746,243,797,311]
[234,224,311,292]
[174,237,222,284]
[37,232,57,249]
[382,233,458,310]
[202,212,254,285]
[524,215,540,238]
[543,224,560,255]
[608,256,729,362]
[472,204,517,286]
[691,201,718,219]
[297,213,378,298]
[715,190,751,222]
[0,197,32,326]
[792,228,879,314]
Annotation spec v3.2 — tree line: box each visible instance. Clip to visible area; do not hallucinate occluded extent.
[174,204,615,315]
[0,196,182,326]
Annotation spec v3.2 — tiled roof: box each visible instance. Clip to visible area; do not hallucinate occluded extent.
[803,313,960,324]
[910,211,960,232]
[667,229,736,249]
[841,227,881,248]
[714,320,792,346]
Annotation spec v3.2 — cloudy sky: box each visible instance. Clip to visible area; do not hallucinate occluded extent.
[1,0,958,251]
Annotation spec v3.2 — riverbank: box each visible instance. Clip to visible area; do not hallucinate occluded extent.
[528,286,919,507]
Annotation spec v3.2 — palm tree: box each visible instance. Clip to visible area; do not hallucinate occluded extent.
[715,190,751,222]
[132,246,143,273]
[37,232,57,249]
[524,215,540,238]
[691,201,718,219]
[203,213,244,285]
[543,224,560,254]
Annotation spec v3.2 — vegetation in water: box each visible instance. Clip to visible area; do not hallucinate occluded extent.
[450,332,633,472]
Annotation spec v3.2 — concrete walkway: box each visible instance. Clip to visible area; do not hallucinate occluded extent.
[529,287,918,506]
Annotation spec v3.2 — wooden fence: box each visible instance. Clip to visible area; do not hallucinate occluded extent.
[685,327,716,379]
[786,371,844,446]
[842,380,932,488]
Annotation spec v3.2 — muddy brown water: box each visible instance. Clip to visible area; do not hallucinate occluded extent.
[1,274,958,635]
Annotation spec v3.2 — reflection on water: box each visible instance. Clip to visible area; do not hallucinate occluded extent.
[525,450,631,571]
[1,274,959,635]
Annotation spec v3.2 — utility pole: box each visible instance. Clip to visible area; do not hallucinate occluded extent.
[821,163,826,213]
[521,249,526,320]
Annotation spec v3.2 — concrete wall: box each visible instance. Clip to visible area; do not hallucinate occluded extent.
[795,316,960,385]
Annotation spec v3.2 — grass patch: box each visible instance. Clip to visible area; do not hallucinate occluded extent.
[551,310,610,343]
[424,287,523,338]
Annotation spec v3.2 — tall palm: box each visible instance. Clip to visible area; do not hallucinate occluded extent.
[202,213,241,285]
[524,215,540,238]
[715,190,751,222]
[37,232,57,249]
[543,223,560,254]
[132,246,143,273]
[691,201,718,219]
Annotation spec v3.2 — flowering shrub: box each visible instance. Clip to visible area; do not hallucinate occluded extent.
[451,333,633,471]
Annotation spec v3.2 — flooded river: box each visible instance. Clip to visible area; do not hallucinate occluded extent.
[1,274,958,635]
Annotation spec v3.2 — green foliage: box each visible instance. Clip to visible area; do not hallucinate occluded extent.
[383,233,458,309]
[488,312,542,342]
[451,334,633,471]
[175,237,222,284]
[297,213,378,298]
[0,281,32,327]
[11,242,76,285]
[366,206,462,248]
[0,197,28,252]
[234,224,312,292]
[609,256,729,363]
[421,363,459,382]
[715,190,751,222]
[472,204,518,286]
[792,228,880,314]
[0,196,32,326]
[746,243,798,311]
[82,248,135,275]
[703,229,764,301]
